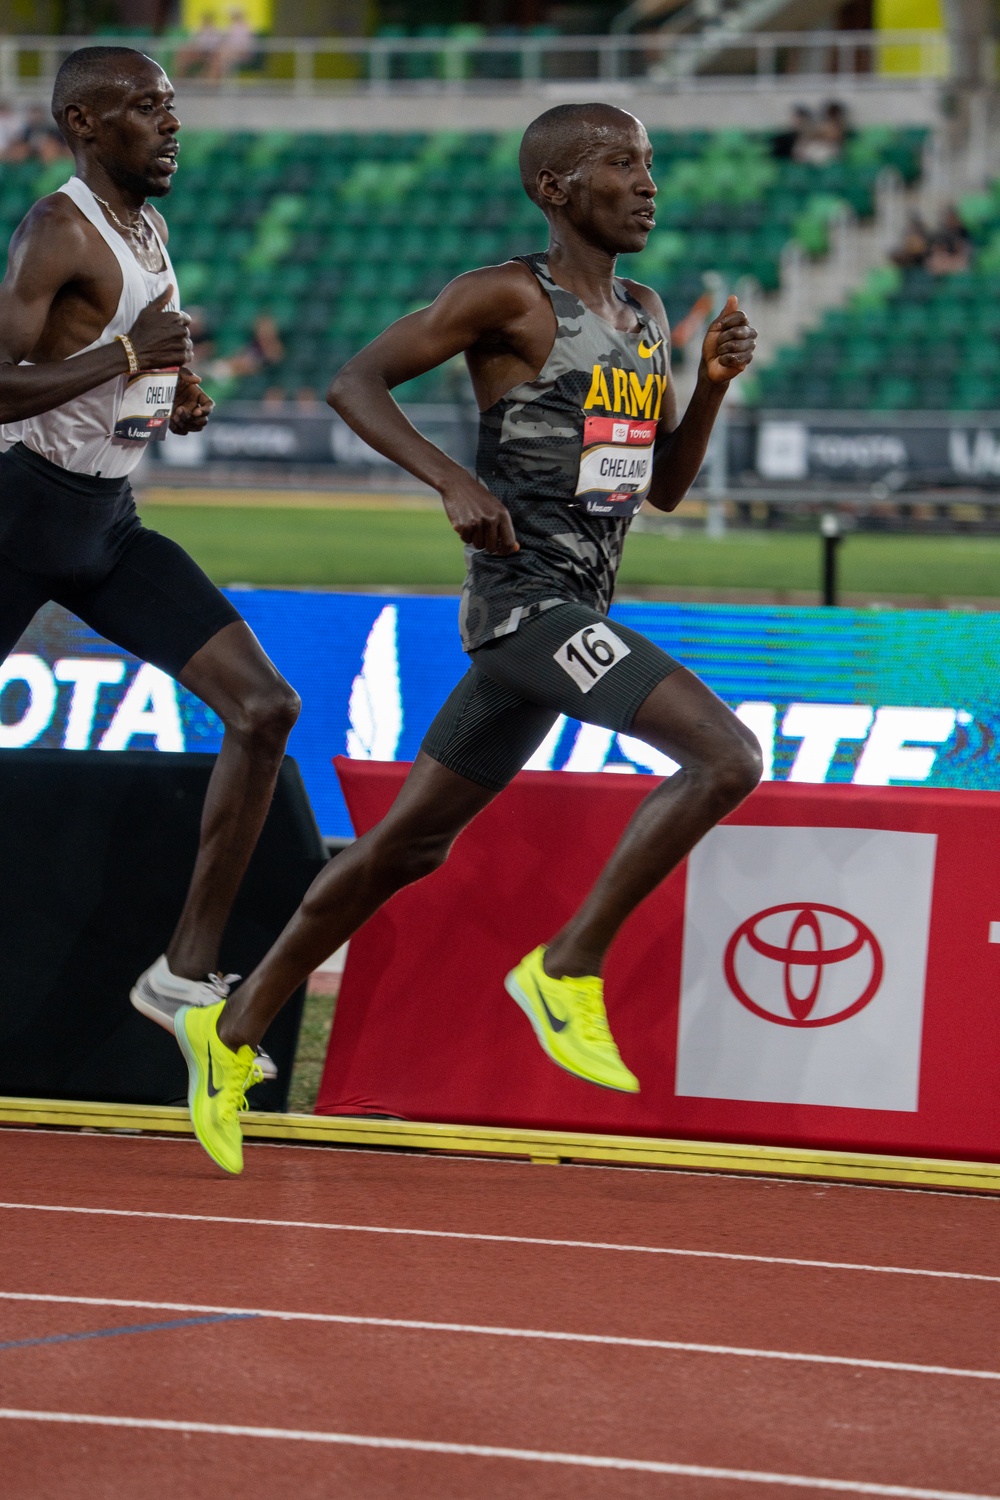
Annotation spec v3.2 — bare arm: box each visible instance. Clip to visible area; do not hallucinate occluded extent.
[0,198,194,426]
[627,287,756,514]
[329,268,526,555]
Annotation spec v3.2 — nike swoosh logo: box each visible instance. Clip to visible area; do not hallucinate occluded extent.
[205,1048,222,1098]
[638,338,662,358]
[531,975,568,1033]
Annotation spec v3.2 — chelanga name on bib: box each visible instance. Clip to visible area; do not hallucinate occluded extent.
[573,363,667,516]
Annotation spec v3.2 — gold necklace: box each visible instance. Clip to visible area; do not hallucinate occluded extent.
[93,193,149,247]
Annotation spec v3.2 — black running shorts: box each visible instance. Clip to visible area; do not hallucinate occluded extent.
[0,442,240,678]
[421,601,680,792]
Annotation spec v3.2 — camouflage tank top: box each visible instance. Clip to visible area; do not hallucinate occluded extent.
[459,252,669,652]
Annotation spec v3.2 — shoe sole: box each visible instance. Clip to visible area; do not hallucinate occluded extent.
[504,970,638,1094]
[174,1008,204,1125]
[130,986,179,1034]
[175,1009,243,1176]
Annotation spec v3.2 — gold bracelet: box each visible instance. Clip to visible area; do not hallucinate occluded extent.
[115,333,139,376]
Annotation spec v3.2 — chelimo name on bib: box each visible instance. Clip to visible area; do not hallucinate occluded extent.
[113,367,179,444]
[573,414,657,516]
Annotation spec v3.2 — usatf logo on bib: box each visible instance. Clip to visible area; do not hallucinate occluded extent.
[113,367,179,444]
[574,414,656,516]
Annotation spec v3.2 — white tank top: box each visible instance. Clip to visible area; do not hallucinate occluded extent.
[1,175,179,479]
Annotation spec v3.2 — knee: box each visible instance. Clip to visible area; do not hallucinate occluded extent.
[369,828,455,891]
[229,681,300,750]
[706,736,763,809]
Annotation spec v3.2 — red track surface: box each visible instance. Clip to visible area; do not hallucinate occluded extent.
[2,1128,999,1499]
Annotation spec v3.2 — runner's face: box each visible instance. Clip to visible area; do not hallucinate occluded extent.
[566,124,656,255]
[93,66,180,200]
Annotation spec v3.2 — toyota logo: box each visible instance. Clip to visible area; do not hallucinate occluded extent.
[723,903,884,1028]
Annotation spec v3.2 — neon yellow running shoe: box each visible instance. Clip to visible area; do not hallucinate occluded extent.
[505,946,639,1093]
[175,999,262,1175]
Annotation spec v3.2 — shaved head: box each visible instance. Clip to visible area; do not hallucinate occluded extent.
[51,46,161,143]
[518,103,645,209]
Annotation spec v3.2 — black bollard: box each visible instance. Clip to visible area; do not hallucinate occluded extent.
[821,511,841,607]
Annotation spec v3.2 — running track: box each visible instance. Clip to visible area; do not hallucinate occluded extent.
[2,1126,999,1499]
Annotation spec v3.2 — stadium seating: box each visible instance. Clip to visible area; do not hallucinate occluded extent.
[754,170,1000,411]
[0,125,925,404]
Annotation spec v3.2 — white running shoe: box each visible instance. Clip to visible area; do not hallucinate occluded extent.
[130,955,277,1082]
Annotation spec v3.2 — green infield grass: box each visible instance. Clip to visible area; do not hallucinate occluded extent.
[138,503,1000,601]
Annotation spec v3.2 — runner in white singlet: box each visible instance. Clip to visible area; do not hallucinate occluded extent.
[0,47,301,1091]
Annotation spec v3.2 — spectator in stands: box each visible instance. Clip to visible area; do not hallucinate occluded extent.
[295,387,321,410]
[890,212,931,270]
[175,13,222,78]
[208,10,255,82]
[0,99,26,161]
[670,289,715,361]
[772,105,813,161]
[208,314,284,383]
[926,206,972,276]
[794,100,849,165]
[4,103,69,165]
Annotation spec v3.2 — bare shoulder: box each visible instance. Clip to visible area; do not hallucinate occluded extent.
[5,193,92,281]
[13,192,90,249]
[620,277,670,336]
[436,259,546,324]
[145,203,168,242]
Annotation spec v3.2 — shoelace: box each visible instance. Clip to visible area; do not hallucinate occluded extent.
[219,1056,264,1124]
[573,983,616,1049]
[206,972,240,1001]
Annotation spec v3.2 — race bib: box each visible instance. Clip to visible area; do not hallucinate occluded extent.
[554,621,631,693]
[573,415,656,517]
[113,367,178,443]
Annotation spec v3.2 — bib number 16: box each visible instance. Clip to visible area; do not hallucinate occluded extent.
[554,621,631,694]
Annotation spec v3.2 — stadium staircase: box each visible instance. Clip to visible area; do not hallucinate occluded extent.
[755,155,1000,412]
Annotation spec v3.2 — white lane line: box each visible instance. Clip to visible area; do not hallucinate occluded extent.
[0,1408,993,1498]
[2,1290,996,1383]
[1,1200,998,1285]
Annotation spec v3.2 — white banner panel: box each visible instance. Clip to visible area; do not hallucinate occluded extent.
[675,825,937,1111]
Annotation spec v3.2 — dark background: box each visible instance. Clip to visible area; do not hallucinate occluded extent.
[0,749,327,1110]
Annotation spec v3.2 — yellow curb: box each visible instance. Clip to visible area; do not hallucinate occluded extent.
[1,1097,998,1194]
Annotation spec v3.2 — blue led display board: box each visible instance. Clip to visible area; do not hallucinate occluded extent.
[3,591,999,838]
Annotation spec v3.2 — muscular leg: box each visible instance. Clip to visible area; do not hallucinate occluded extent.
[163,620,301,980]
[544,667,762,979]
[0,555,49,664]
[217,751,496,1052]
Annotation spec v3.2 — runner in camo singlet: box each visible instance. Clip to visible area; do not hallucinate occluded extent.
[461,251,668,649]
[180,103,760,1175]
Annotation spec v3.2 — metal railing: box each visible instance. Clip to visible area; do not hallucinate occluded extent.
[0,30,968,98]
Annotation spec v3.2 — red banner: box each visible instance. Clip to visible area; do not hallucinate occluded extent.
[317,758,1000,1163]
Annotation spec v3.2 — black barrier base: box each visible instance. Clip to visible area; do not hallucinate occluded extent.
[0,750,326,1111]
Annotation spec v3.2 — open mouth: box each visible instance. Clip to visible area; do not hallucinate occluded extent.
[154,150,178,172]
[633,210,655,230]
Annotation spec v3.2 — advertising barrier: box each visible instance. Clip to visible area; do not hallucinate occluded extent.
[5,591,1000,838]
[750,411,1000,489]
[319,761,1000,1162]
[145,403,1000,491]
[152,402,477,473]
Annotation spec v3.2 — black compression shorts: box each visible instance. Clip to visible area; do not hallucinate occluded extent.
[0,442,240,678]
[421,601,680,792]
